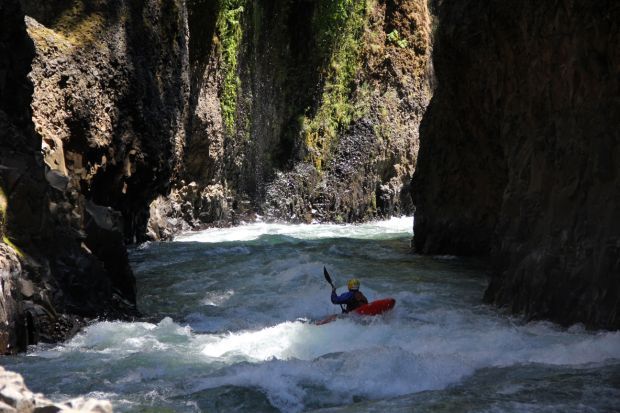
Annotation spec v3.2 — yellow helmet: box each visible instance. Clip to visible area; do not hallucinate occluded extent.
[347,278,360,290]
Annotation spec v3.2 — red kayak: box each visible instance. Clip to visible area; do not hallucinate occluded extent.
[354,298,396,315]
[315,298,396,325]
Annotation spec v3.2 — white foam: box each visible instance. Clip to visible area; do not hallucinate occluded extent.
[62,317,193,355]
[12,219,620,413]
[201,289,235,307]
[174,216,413,243]
[189,314,620,411]
[20,306,620,413]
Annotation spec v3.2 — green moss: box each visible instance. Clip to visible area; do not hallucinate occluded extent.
[0,185,23,258]
[216,0,247,135]
[25,0,110,52]
[353,81,372,119]
[51,0,106,46]
[303,0,368,171]
[2,236,25,259]
[26,19,74,54]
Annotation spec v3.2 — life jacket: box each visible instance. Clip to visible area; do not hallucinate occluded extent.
[344,290,368,313]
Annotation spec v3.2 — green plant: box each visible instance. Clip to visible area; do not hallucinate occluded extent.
[386,29,408,48]
[303,0,368,171]
[216,0,247,135]
[0,185,23,258]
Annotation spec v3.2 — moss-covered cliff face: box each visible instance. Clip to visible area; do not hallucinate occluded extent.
[1,0,430,349]
[413,1,620,329]
[4,0,616,350]
[149,0,431,236]
[0,0,190,352]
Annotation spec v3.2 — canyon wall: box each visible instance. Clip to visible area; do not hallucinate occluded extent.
[149,0,431,237]
[0,0,37,353]
[2,0,430,350]
[413,0,620,329]
[0,0,189,352]
[5,0,617,353]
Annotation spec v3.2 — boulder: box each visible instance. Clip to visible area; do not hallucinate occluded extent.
[0,366,112,413]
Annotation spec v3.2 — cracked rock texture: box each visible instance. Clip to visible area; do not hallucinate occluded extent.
[1,0,190,353]
[413,0,620,329]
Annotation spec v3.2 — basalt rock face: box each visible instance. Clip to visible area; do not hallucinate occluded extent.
[0,0,190,352]
[1,0,53,353]
[413,1,620,329]
[22,0,190,243]
[255,0,431,223]
[255,0,432,223]
[149,0,431,236]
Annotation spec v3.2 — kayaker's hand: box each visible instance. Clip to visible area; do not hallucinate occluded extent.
[331,287,336,292]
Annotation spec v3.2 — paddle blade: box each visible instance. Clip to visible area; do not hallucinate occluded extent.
[323,266,333,285]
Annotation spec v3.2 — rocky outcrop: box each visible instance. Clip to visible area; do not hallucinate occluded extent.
[412,1,620,328]
[0,366,112,413]
[147,182,233,240]
[150,0,432,236]
[0,245,23,353]
[0,0,55,353]
[23,0,190,243]
[0,0,190,352]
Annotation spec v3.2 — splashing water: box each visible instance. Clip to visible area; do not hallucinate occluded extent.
[4,217,620,412]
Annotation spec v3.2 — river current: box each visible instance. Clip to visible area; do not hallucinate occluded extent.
[4,218,620,412]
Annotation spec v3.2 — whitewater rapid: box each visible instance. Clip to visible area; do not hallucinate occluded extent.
[4,217,620,412]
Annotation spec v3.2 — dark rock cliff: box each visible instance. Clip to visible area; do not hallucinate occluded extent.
[148,0,431,237]
[0,0,190,352]
[3,0,616,351]
[413,0,620,329]
[0,0,37,353]
[2,0,429,350]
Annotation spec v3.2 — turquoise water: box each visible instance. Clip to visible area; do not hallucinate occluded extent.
[4,218,620,412]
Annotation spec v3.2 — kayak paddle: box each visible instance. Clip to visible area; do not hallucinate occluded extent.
[323,266,335,288]
[324,266,345,311]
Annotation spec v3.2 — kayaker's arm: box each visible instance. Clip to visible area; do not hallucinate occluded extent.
[331,290,354,304]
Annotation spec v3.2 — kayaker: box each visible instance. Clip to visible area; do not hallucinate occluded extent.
[331,278,368,313]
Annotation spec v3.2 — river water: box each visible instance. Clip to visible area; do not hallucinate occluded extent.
[4,218,620,412]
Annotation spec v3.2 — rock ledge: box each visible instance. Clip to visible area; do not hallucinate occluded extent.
[0,366,112,413]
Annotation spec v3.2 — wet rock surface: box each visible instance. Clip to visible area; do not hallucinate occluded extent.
[147,182,235,240]
[413,0,620,328]
[0,366,113,413]
[0,245,22,354]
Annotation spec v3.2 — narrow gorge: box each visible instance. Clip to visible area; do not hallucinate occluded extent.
[0,0,619,411]
[1,0,433,353]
